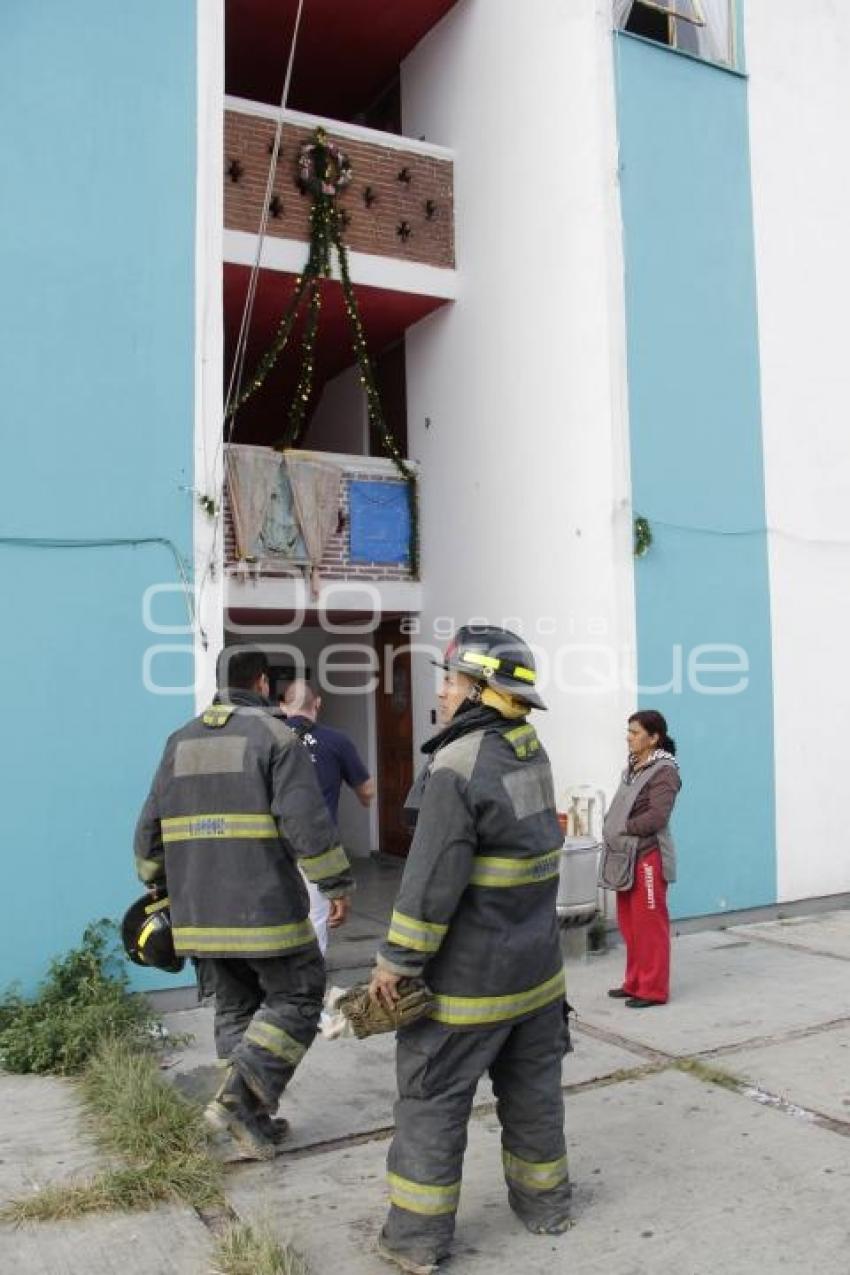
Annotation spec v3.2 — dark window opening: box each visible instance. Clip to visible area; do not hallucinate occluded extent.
[355,76,402,137]
[372,341,408,459]
[625,3,673,46]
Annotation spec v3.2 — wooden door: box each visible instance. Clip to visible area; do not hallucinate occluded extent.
[375,618,414,857]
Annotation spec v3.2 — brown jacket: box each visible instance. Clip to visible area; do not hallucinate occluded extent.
[625,765,682,853]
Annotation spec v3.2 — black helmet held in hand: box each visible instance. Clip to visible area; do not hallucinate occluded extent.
[121,895,184,974]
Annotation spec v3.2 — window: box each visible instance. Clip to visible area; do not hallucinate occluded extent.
[615,1,735,69]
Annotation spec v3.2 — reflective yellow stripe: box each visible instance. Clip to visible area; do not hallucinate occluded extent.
[136,855,164,884]
[161,813,277,842]
[387,910,448,954]
[137,918,159,952]
[144,897,170,915]
[462,652,536,684]
[502,1150,569,1192]
[244,1020,306,1066]
[172,920,315,953]
[462,651,500,671]
[470,850,561,888]
[300,843,349,884]
[431,969,566,1027]
[387,1172,461,1217]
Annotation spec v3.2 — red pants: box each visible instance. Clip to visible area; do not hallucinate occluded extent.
[616,847,670,1004]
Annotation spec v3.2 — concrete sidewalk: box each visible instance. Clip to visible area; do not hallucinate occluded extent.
[3,908,850,1273]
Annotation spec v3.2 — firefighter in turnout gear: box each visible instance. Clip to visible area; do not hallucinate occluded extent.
[134,648,353,1161]
[370,625,572,1274]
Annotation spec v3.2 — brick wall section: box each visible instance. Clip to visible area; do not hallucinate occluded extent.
[224,466,414,583]
[225,111,454,270]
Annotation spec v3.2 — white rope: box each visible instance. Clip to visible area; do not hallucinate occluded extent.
[224,0,306,436]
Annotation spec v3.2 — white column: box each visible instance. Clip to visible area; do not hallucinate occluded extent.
[193,0,225,709]
[746,0,850,900]
[400,0,636,807]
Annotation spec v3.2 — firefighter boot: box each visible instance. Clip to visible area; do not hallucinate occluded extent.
[519,1212,575,1236]
[376,1231,439,1275]
[204,1065,277,1161]
[255,1107,291,1144]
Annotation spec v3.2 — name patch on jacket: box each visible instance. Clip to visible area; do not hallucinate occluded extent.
[174,737,247,777]
[501,766,555,820]
[202,704,236,728]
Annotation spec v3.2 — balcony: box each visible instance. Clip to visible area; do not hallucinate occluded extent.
[222,101,456,454]
[224,446,422,619]
[224,100,455,276]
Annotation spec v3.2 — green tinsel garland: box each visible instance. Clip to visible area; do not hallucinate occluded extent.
[226,128,419,576]
[634,516,653,558]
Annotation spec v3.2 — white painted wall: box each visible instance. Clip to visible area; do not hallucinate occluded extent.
[400,0,636,813]
[303,364,368,454]
[746,0,850,900]
[194,0,225,709]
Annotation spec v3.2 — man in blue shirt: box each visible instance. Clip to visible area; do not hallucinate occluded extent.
[281,680,375,951]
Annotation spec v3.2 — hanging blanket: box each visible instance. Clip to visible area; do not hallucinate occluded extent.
[225,444,281,561]
[225,443,308,566]
[284,450,343,590]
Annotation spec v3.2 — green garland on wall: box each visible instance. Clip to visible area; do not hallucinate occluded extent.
[634,516,653,558]
[226,128,419,576]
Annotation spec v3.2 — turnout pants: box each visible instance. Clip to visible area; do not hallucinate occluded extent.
[198,945,325,1109]
[616,846,670,1003]
[382,1000,572,1264]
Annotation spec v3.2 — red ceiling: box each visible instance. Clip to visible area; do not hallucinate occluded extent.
[226,0,458,117]
[224,263,446,446]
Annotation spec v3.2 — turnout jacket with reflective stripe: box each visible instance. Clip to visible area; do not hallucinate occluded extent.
[134,691,352,959]
[377,706,565,1027]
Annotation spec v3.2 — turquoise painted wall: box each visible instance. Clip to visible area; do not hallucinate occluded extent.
[614,34,776,916]
[0,1,198,992]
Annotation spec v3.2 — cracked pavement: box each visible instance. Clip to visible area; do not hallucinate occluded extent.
[3,908,850,1272]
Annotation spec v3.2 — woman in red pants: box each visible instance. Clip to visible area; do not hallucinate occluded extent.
[602,710,681,1008]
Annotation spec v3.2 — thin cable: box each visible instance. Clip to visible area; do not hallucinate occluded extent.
[0,536,196,623]
[636,517,850,547]
[195,0,306,642]
[224,0,306,437]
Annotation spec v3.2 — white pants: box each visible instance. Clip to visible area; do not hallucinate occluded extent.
[302,872,330,955]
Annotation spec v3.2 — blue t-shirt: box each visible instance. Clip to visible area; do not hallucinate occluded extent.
[285,716,370,823]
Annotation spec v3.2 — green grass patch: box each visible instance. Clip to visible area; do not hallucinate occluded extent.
[2,1161,217,1224]
[81,1039,213,1168]
[2,1039,223,1222]
[0,921,155,1074]
[675,1058,742,1092]
[212,1220,311,1275]
[0,925,298,1232]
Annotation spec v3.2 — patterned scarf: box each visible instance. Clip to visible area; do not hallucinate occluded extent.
[624,748,679,784]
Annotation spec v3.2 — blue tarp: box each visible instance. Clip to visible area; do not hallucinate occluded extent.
[349,480,410,564]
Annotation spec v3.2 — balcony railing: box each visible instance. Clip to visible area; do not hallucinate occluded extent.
[224,98,455,271]
[224,446,418,586]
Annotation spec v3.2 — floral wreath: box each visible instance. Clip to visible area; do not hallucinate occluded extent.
[297,129,353,197]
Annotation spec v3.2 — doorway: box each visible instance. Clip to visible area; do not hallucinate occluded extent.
[375,617,414,856]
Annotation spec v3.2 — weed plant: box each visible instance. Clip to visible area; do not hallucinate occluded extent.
[213,1220,311,1275]
[0,922,223,1223]
[0,922,302,1268]
[0,921,153,1074]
